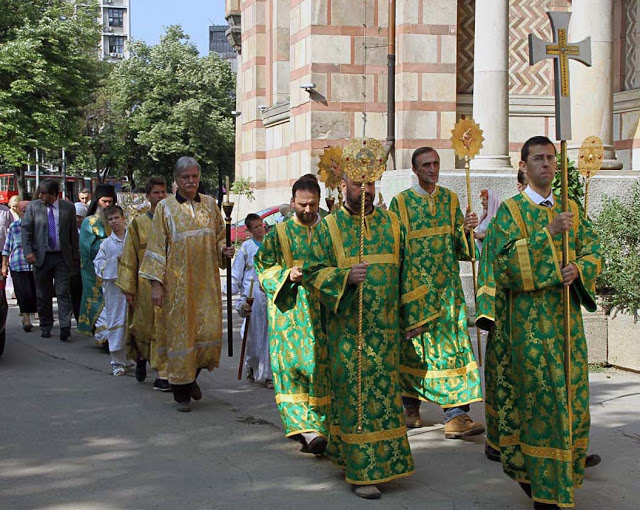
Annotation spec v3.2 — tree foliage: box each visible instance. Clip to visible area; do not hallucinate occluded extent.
[594,182,640,321]
[108,26,236,189]
[0,0,102,196]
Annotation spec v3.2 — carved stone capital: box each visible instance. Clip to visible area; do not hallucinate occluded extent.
[225,13,242,54]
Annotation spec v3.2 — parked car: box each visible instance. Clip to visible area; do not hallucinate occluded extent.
[230,205,329,243]
[230,206,283,243]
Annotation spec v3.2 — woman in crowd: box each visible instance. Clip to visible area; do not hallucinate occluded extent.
[1,201,37,331]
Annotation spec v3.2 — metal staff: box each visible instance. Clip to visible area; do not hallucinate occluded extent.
[222,176,235,357]
[342,138,387,435]
[464,155,482,367]
[529,10,592,437]
[450,118,484,366]
[237,279,255,380]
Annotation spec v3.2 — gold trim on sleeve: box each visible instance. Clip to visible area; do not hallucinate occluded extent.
[275,222,294,268]
[515,239,535,291]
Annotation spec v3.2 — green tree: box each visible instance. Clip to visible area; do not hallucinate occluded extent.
[108,26,236,188]
[0,0,102,197]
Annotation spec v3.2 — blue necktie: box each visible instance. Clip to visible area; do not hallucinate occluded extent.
[47,205,56,249]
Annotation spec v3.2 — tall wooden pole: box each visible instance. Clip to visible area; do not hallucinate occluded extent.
[222,176,235,357]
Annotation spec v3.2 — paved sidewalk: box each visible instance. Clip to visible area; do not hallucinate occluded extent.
[0,302,638,509]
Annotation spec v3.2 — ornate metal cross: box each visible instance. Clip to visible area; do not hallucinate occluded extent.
[529,11,591,140]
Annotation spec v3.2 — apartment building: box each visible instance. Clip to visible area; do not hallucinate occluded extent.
[99,0,131,61]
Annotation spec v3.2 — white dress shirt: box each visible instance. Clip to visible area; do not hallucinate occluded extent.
[524,185,555,207]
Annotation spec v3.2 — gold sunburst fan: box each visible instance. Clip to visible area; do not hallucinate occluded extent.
[317,146,343,190]
[578,136,604,178]
[450,118,484,160]
[342,138,387,183]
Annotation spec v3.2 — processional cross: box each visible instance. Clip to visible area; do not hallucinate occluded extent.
[528,11,591,435]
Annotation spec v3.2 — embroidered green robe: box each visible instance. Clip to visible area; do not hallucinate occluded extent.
[78,214,111,337]
[477,193,602,508]
[389,186,482,407]
[304,206,414,486]
[254,217,329,438]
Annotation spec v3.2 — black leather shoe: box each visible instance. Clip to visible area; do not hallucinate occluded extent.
[190,381,202,401]
[307,436,327,455]
[534,503,559,509]
[41,330,52,338]
[585,453,601,468]
[60,328,71,341]
[135,358,147,382]
[485,443,501,462]
[519,482,532,499]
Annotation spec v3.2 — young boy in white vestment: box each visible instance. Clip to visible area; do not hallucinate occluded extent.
[94,205,128,376]
[230,213,272,387]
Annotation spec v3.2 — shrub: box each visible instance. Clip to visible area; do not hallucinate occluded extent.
[594,182,640,321]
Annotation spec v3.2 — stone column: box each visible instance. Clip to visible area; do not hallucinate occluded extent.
[569,0,622,169]
[470,0,512,171]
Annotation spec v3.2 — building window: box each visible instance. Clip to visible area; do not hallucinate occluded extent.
[108,8,124,27]
[108,36,125,55]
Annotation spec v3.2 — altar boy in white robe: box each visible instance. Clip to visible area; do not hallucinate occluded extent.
[230,213,272,387]
[94,205,129,376]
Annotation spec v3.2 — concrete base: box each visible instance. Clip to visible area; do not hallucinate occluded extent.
[583,306,609,364]
[608,311,640,372]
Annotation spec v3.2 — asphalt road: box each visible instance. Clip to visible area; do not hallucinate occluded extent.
[1,300,639,510]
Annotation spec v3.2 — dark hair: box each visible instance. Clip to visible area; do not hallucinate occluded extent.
[39,179,60,197]
[292,174,320,199]
[144,176,167,195]
[103,205,124,218]
[411,147,438,169]
[517,169,528,185]
[521,136,556,162]
[79,187,92,195]
[245,213,262,229]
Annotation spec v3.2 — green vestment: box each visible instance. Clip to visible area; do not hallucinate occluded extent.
[477,193,602,508]
[389,186,482,407]
[304,206,414,485]
[254,217,329,438]
[78,214,111,337]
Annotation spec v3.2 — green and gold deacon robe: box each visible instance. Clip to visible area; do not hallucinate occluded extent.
[389,185,482,408]
[254,217,329,438]
[139,193,226,385]
[304,206,414,485]
[116,211,165,374]
[477,193,601,508]
[78,214,111,337]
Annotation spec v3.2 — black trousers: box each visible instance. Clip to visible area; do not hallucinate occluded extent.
[70,273,83,322]
[10,270,37,314]
[33,252,72,331]
[171,368,202,403]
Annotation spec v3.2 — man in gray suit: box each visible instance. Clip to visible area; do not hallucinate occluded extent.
[22,179,79,340]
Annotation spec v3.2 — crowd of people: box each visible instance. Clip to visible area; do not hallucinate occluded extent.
[3,135,603,509]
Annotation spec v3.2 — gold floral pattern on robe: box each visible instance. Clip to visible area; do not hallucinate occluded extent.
[389,186,482,408]
[304,206,414,485]
[139,194,225,385]
[478,193,602,507]
[116,212,165,374]
[254,217,329,438]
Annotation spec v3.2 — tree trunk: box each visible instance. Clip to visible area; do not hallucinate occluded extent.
[13,165,27,200]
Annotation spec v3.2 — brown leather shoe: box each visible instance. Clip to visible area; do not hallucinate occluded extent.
[404,407,423,428]
[444,414,485,439]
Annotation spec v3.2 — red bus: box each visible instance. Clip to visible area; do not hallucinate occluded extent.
[0,173,127,204]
